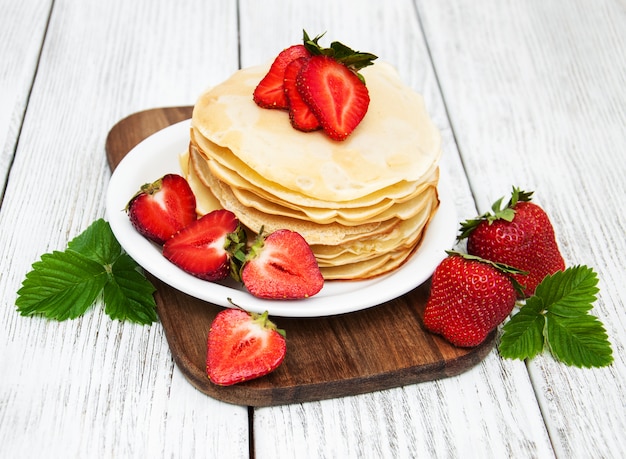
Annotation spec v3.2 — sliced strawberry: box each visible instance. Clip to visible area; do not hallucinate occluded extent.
[126,173,196,245]
[253,44,310,109]
[241,229,324,299]
[206,308,286,386]
[162,209,246,281]
[296,55,370,141]
[283,57,320,132]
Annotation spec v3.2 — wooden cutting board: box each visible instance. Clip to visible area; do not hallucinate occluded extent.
[105,107,496,407]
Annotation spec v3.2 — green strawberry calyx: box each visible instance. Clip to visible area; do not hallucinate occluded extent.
[125,176,164,210]
[457,186,534,241]
[225,224,248,283]
[243,226,267,261]
[227,298,286,338]
[227,225,266,284]
[302,30,378,80]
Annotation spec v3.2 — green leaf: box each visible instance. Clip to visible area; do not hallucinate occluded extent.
[103,253,157,324]
[16,219,157,324]
[546,312,613,368]
[16,250,108,320]
[534,265,599,317]
[68,218,121,265]
[499,265,612,368]
[499,304,546,360]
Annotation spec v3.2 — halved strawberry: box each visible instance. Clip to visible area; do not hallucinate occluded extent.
[296,55,370,141]
[126,173,196,245]
[162,209,246,281]
[283,57,320,132]
[253,44,310,109]
[241,229,324,299]
[206,307,286,386]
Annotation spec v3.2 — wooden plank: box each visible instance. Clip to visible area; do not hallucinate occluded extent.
[417,0,626,456]
[0,1,53,191]
[239,0,554,457]
[0,0,248,457]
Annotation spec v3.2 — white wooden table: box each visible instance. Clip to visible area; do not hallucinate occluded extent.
[1,0,624,457]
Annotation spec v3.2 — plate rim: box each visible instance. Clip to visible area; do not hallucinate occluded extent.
[106,119,456,317]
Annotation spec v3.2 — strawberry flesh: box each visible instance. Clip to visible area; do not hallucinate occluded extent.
[423,255,517,347]
[163,209,241,281]
[283,57,321,132]
[127,174,196,245]
[242,229,324,299]
[253,44,310,109]
[206,308,286,386]
[296,55,370,141]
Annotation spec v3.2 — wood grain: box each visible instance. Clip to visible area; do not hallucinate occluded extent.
[418,0,626,456]
[3,0,624,456]
[0,1,53,192]
[105,107,495,407]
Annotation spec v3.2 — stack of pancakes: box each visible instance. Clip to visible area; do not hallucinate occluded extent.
[181,62,442,280]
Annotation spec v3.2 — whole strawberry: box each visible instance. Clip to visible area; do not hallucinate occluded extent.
[458,187,565,298]
[423,253,520,347]
[207,307,286,386]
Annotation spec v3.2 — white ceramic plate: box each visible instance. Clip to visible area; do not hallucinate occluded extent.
[106,119,457,317]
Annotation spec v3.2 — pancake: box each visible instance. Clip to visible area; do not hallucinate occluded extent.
[311,192,438,262]
[190,127,437,210]
[184,60,443,279]
[187,145,440,277]
[191,145,439,225]
[192,62,441,202]
[191,148,393,246]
